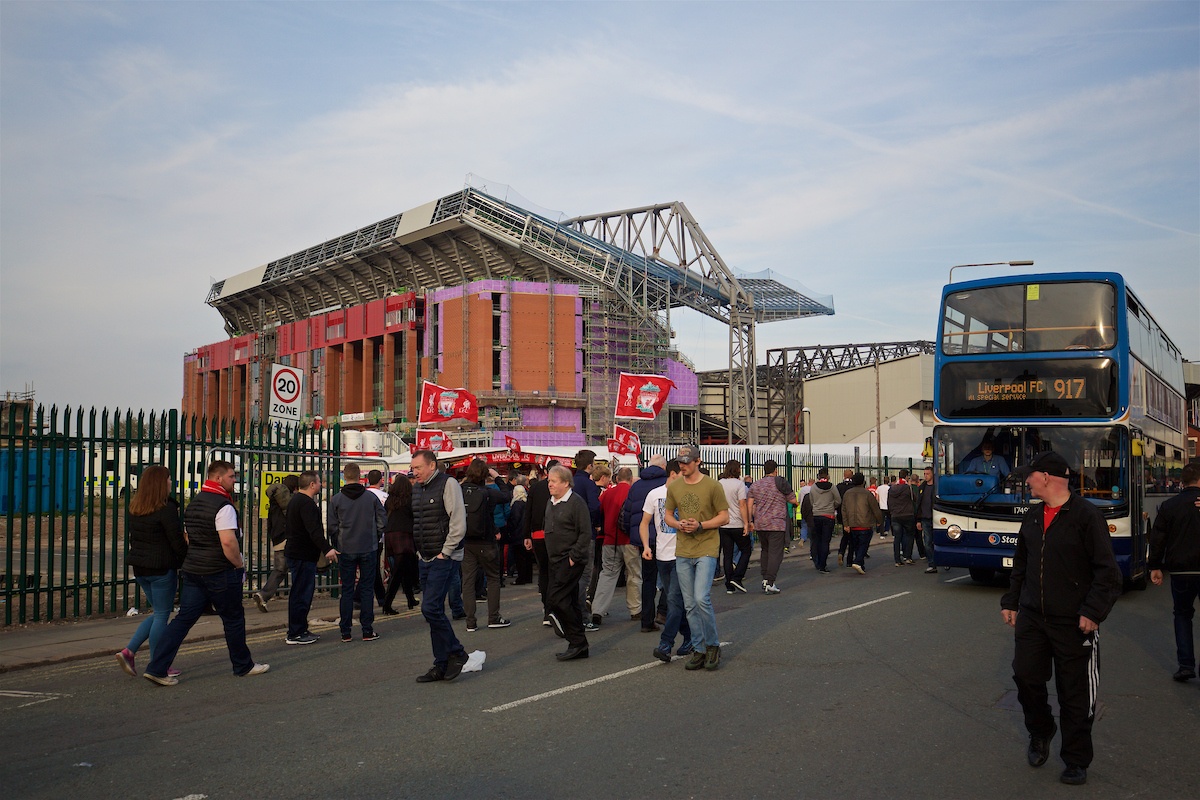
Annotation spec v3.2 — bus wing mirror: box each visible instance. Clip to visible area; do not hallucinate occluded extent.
[1131,439,1143,457]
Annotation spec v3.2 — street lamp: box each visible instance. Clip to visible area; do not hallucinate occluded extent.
[802,406,812,463]
[948,260,1034,283]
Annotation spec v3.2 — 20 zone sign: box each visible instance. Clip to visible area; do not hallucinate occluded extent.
[270,364,303,423]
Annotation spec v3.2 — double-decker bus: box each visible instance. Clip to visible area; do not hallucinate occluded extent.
[931,271,1187,587]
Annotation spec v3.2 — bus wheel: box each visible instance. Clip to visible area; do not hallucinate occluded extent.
[969,567,995,583]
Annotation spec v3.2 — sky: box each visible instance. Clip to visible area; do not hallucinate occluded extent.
[1,1,1197,413]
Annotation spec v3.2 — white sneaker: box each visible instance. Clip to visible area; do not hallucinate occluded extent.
[765,584,781,594]
[242,663,270,677]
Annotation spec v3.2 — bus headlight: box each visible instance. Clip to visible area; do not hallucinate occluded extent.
[947,524,963,541]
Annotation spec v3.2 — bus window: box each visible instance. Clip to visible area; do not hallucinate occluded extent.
[941,281,1116,355]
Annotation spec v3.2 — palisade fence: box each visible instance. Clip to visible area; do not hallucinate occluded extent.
[1,404,341,626]
[639,444,920,487]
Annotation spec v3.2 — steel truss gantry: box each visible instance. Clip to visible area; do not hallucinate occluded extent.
[765,341,936,444]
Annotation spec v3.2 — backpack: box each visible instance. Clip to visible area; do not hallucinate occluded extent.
[462,483,494,540]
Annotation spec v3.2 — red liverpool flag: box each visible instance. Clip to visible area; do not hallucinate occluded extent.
[607,438,633,455]
[504,435,522,455]
[614,373,674,420]
[417,380,479,424]
[612,424,642,454]
[414,429,454,452]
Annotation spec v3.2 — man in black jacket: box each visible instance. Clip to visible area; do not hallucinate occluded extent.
[524,463,554,625]
[1000,452,1121,787]
[544,464,593,661]
[283,471,338,645]
[1148,461,1200,682]
[621,455,669,632]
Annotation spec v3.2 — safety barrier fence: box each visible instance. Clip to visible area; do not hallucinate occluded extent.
[2,404,341,625]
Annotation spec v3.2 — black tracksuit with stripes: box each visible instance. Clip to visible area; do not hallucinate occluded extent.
[1001,491,1121,769]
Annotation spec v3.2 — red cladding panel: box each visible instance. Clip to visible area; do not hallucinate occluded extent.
[365,299,385,338]
[347,306,365,341]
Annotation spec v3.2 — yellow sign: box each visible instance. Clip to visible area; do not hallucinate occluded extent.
[259,471,293,518]
[1026,284,1040,301]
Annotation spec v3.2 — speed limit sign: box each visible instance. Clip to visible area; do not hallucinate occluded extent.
[269,364,304,424]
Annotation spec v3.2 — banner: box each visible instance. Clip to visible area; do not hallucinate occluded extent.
[614,373,674,420]
[418,380,479,424]
[504,435,522,456]
[607,438,634,456]
[414,429,454,452]
[612,424,642,454]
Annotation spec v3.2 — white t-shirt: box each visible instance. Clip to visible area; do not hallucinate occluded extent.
[642,484,678,561]
[215,504,240,535]
[875,484,889,510]
[368,486,388,505]
[719,477,747,528]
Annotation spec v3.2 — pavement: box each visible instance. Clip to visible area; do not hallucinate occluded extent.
[0,535,847,673]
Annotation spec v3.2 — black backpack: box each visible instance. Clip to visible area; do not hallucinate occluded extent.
[461,483,494,540]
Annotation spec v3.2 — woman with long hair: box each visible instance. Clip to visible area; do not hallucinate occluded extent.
[381,473,419,613]
[115,465,187,678]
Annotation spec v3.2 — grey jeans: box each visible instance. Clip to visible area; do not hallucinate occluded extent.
[758,529,786,585]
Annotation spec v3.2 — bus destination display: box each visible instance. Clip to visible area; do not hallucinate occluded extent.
[965,377,1086,403]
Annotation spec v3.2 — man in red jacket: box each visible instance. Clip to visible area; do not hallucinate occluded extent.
[590,467,638,625]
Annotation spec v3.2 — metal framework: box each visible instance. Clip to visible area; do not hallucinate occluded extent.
[204,186,833,444]
[764,341,936,444]
[566,203,832,444]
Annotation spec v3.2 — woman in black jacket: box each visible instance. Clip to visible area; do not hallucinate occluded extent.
[381,474,419,613]
[115,465,187,678]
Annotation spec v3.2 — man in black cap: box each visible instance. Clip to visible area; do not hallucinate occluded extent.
[1000,452,1121,787]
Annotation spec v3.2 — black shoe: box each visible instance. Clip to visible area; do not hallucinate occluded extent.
[407,598,419,610]
[444,651,469,681]
[362,631,380,642]
[640,624,660,633]
[548,613,566,638]
[1027,730,1054,767]
[652,646,671,663]
[381,606,399,615]
[452,613,467,620]
[1060,766,1087,785]
[556,645,589,661]
[591,613,602,626]
[416,667,445,683]
[1173,666,1196,682]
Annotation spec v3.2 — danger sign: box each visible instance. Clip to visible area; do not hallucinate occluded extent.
[270,364,303,423]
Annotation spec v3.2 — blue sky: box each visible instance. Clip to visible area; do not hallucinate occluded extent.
[2,1,1197,411]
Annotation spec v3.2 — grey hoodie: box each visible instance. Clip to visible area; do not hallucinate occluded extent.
[326,483,386,554]
[809,480,842,517]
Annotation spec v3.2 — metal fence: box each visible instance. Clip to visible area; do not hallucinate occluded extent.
[2,404,341,625]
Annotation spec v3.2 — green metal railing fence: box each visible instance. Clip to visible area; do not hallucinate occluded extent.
[2,404,340,625]
[639,444,919,487]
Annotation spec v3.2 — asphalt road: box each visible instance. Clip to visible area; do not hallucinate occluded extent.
[1,546,1196,800]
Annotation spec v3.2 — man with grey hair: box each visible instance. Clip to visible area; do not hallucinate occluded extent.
[545,464,593,660]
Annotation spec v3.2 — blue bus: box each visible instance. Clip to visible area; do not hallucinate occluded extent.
[931,271,1187,587]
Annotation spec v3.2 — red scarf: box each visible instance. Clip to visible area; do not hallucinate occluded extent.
[201,479,233,501]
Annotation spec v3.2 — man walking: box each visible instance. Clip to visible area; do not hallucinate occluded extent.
[410,450,470,683]
[1000,452,1121,786]
[1148,461,1200,682]
[592,467,639,625]
[835,469,855,567]
[841,472,883,574]
[717,460,751,593]
[643,460,693,662]
[254,474,297,612]
[808,469,841,574]
[143,460,268,684]
[544,465,593,661]
[888,469,918,566]
[747,459,797,593]
[283,471,338,645]
[327,462,386,643]
[918,467,937,573]
[623,455,669,633]
[666,445,729,671]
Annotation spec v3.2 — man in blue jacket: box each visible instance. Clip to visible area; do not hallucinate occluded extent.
[621,454,668,632]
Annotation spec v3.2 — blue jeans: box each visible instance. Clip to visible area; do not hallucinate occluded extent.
[419,557,466,670]
[1171,574,1200,670]
[811,516,836,570]
[850,529,873,569]
[339,551,377,636]
[920,518,936,567]
[892,517,916,563]
[286,558,317,639]
[656,559,692,653]
[448,559,465,616]
[146,568,254,677]
[127,570,178,659]
[676,555,719,649]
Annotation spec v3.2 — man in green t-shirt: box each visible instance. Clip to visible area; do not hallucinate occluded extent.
[666,445,729,671]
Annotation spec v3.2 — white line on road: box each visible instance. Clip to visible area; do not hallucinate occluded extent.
[945,575,972,583]
[807,592,910,621]
[0,689,71,708]
[484,642,732,714]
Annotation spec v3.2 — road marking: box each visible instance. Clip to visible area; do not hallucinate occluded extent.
[483,642,732,714]
[945,575,972,583]
[807,592,910,621]
[0,689,71,707]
